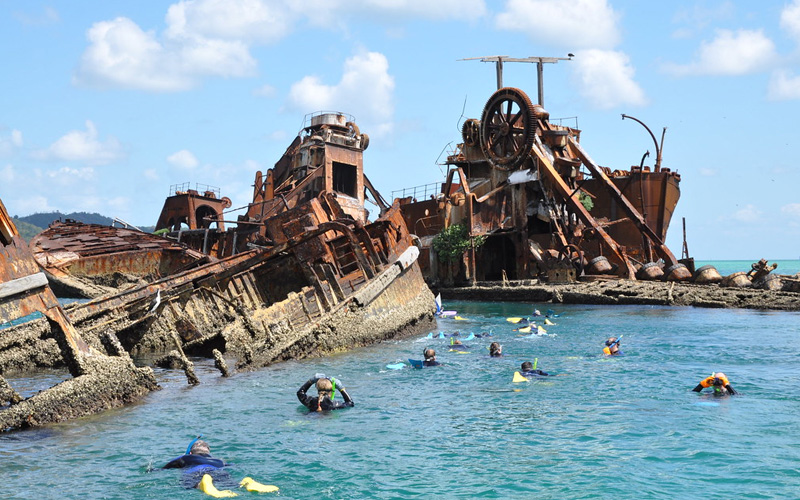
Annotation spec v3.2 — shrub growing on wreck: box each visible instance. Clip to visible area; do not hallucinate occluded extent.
[579,191,594,212]
[432,223,486,263]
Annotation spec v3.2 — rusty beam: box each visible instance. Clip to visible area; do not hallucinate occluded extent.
[568,137,678,267]
[531,141,637,279]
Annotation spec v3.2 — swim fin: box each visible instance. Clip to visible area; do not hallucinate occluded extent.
[240,477,279,493]
[512,371,529,383]
[199,474,238,498]
[544,318,555,325]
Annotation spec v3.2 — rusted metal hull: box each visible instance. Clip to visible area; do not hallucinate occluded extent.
[0,111,434,433]
[0,199,158,432]
[398,86,686,285]
[31,221,209,298]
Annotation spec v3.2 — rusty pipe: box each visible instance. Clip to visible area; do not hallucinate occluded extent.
[621,114,660,171]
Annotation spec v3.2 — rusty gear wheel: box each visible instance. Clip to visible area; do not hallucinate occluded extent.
[461,118,481,147]
[480,87,536,170]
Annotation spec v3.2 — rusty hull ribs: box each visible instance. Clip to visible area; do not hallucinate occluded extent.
[0,199,158,432]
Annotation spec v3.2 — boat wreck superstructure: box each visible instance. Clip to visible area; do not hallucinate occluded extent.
[3,112,434,431]
[398,85,689,285]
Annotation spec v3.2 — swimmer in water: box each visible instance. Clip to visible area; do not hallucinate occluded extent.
[489,342,503,357]
[423,348,441,367]
[297,375,354,412]
[163,439,278,494]
[692,372,737,396]
[519,361,549,377]
[603,336,623,356]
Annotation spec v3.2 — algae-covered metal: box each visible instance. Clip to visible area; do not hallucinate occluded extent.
[0,198,157,432]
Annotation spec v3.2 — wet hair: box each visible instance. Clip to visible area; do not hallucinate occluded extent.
[521,361,533,371]
[489,342,501,356]
[190,440,211,456]
[424,348,436,360]
[605,337,618,346]
[316,378,333,393]
[315,378,333,412]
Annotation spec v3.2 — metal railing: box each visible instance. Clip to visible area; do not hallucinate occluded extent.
[169,182,221,198]
[390,182,442,201]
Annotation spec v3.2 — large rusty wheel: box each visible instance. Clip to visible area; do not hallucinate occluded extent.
[480,87,536,169]
[462,118,481,147]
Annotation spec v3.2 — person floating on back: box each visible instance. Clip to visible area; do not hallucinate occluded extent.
[163,438,278,497]
[297,374,354,412]
[692,372,737,396]
[603,336,623,356]
[489,342,503,357]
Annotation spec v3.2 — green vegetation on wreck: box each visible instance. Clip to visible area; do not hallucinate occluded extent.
[432,223,486,264]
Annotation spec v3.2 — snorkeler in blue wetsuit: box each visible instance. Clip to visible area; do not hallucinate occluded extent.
[423,348,441,367]
[163,438,278,496]
[297,375,354,411]
[519,360,549,377]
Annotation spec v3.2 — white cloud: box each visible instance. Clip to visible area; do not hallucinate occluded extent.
[31,121,123,165]
[167,149,199,169]
[0,129,23,157]
[699,168,716,177]
[732,204,762,223]
[74,16,256,92]
[0,164,14,183]
[662,29,778,77]
[46,166,95,183]
[571,49,647,109]
[781,0,800,41]
[11,195,56,215]
[287,51,395,136]
[253,84,277,98]
[359,0,486,20]
[768,70,800,100]
[781,203,800,217]
[143,168,160,181]
[495,0,620,49]
[165,0,296,43]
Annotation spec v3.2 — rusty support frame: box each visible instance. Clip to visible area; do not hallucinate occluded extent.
[568,137,678,267]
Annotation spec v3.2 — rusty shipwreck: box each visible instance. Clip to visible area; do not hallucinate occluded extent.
[397,58,691,286]
[2,112,434,431]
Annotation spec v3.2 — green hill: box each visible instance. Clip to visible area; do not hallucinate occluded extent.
[10,217,45,241]
[18,211,114,228]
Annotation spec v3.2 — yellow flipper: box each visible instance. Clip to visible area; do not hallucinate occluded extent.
[199,474,238,498]
[506,317,523,323]
[240,477,279,493]
[454,315,468,321]
[544,318,555,325]
[512,371,529,383]
[518,326,531,333]
[537,325,547,334]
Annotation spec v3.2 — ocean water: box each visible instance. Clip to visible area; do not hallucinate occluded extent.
[3,301,800,500]
[694,259,800,276]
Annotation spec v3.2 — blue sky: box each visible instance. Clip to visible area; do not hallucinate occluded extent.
[1,0,799,260]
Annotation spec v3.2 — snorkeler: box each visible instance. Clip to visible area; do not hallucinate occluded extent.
[489,342,503,357]
[519,361,549,377]
[423,348,441,366]
[692,372,737,395]
[603,336,623,355]
[163,438,277,496]
[297,374,354,411]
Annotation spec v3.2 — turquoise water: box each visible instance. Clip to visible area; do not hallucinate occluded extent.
[3,301,800,499]
[695,259,800,276]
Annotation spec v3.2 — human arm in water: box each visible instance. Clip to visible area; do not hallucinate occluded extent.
[329,377,354,408]
[297,377,319,409]
[693,374,737,395]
